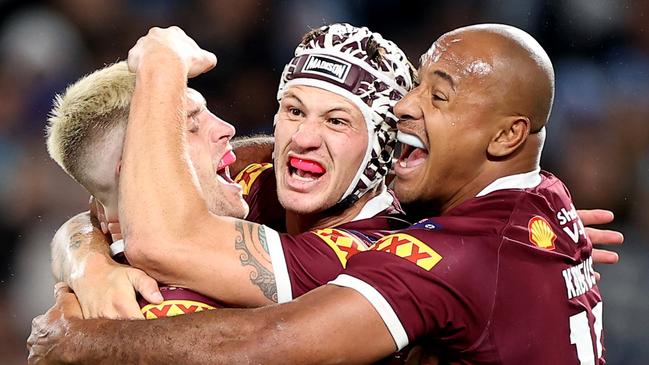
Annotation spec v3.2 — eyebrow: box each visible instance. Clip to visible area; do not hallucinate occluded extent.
[282,91,303,105]
[325,106,354,115]
[283,91,355,116]
[187,96,207,118]
[432,70,456,90]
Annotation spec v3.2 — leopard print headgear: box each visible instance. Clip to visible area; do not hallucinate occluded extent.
[277,23,415,205]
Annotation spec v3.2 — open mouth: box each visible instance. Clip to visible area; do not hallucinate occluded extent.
[288,156,326,182]
[216,150,237,184]
[397,131,428,169]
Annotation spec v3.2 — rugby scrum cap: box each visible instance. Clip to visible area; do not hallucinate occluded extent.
[277,23,415,206]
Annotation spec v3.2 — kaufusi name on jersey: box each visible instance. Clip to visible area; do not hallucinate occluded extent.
[562,256,596,300]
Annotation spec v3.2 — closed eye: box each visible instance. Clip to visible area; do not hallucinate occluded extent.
[432,93,447,102]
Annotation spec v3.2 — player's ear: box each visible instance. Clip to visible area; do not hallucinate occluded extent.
[116,160,122,176]
[487,116,530,158]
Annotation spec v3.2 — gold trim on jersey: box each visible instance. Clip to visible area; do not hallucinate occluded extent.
[141,299,216,319]
[370,233,443,271]
[234,163,273,196]
[312,228,366,268]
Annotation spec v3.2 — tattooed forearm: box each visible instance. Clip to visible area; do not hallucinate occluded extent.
[234,221,278,302]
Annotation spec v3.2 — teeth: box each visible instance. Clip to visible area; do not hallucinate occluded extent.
[397,131,425,149]
[290,168,318,182]
[399,160,407,168]
[292,171,316,182]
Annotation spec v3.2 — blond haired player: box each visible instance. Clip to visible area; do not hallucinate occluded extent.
[46,61,249,317]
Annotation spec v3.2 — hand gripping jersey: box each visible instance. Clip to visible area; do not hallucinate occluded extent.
[331,170,605,364]
[110,241,222,318]
[235,163,411,301]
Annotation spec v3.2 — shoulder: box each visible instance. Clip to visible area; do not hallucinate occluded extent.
[367,218,502,271]
[234,162,274,196]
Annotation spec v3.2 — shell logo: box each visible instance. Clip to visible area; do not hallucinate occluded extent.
[528,216,557,250]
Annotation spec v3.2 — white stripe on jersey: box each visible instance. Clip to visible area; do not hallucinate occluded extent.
[263,225,293,303]
[329,274,409,350]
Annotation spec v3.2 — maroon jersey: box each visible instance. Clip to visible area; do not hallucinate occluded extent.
[235,163,411,302]
[234,162,286,231]
[331,170,604,364]
[110,241,222,318]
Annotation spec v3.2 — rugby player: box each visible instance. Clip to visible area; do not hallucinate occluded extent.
[47,24,416,316]
[30,24,616,364]
[45,61,250,317]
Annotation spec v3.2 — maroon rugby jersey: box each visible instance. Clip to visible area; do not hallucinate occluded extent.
[331,170,604,364]
[235,163,411,302]
[234,162,286,231]
[110,241,222,318]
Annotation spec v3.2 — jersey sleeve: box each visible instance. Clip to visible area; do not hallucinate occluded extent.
[261,226,369,303]
[329,230,496,351]
[234,163,285,230]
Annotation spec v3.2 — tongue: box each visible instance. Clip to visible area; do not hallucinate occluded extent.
[406,148,428,166]
[218,151,237,170]
[290,157,325,174]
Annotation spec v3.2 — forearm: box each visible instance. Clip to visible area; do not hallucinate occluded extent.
[65,308,264,364]
[230,134,274,176]
[61,286,394,365]
[51,211,112,286]
[119,55,208,245]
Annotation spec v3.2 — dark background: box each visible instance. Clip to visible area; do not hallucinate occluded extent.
[0,0,647,363]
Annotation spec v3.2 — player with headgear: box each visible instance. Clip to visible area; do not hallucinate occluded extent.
[47,23,418,319]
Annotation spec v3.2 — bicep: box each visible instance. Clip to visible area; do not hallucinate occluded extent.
[139,215,278,307]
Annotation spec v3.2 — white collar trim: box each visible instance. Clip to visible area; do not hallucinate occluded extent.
[352,184,393,221]
[476,168,542,198]
[109,239,125,257]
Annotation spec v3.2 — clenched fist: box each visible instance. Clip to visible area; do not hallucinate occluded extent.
[127,26,217,78]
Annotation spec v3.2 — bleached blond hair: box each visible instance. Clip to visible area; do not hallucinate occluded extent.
[46,61,134,188]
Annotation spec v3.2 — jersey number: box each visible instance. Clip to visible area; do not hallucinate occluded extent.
[569,302,603,365]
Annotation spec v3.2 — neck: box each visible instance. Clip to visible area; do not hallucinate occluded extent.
[439,133,543,214]
[284,186,382,234]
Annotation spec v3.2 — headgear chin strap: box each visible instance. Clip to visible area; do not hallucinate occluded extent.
[277,23,415,206]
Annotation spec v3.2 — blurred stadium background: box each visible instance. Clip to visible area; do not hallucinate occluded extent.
[0,0,647,363]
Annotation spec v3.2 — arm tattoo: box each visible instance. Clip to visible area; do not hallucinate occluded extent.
[258,225,269,253]
[69,232,85,250]
[234,221,278,302]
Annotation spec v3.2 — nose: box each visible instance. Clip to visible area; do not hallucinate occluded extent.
[207,112,236,143]
[394,86,424,123]
[290,117,323,150]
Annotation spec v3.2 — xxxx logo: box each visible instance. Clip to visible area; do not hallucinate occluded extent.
[141,300,216,319]
[234,163,273,195]
[370,233,442,270]
[313,228,366,268]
